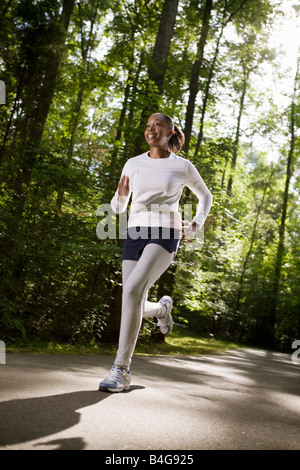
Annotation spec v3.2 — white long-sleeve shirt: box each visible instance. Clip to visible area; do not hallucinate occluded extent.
[110,152,212,231]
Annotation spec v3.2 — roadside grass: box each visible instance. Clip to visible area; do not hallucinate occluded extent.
[135,325,240,356]
[6,325,240,357]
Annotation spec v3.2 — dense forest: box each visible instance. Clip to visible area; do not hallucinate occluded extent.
[0,0,299,351]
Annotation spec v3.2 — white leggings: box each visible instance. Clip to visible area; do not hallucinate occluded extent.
[114,243,175,369]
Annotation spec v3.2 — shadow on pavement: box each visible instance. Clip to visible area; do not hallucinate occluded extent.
[0,386,144,449]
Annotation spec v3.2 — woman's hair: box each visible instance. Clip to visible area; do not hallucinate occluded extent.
[155,113,185,153]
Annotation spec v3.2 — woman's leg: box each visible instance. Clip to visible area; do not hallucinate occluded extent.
[122,259,137,288]
[142,297,165,318]
[122,261,165,318]
[115,243,174,369]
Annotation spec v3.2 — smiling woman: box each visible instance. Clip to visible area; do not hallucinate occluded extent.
[144,113,185,156]
[98,112,212,393]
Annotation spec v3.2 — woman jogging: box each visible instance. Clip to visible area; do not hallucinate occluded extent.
[99,113,212,392]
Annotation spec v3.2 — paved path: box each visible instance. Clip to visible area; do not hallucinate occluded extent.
[0,348,299,450]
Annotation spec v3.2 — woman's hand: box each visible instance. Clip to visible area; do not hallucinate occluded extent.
[181,220,197,242]
[118,175,130,198]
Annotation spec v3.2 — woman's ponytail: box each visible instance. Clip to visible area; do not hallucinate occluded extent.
[168,124,185,153]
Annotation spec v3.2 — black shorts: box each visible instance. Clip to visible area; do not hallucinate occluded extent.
[122,226,181,261]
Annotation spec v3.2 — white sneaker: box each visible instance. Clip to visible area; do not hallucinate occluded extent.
[99,365,131,392]
[157,295,174,334]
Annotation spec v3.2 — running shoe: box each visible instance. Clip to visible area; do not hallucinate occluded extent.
[157,295,174,334]
[99,365,131,392]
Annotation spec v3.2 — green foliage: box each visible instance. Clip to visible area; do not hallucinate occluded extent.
[0,0,299,353]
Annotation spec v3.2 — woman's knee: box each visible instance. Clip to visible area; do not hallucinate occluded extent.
[123,281,145,303]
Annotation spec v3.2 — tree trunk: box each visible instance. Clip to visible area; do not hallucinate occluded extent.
[55,0,100,215]
[0,69,25,163]
[12,0,76,221]
[133,0,179,155]
[110,78,131,162]
[194,28,223,157]
[234,166,275,337]
[227,67,249,196]
[184,0,213,155]
[100,280,123,344]
[148,0,179,94]
[0,0,76,288]
[0,0,15,30]
[123,52,145,160]
[194,0,250,156]
[267,60,299,347]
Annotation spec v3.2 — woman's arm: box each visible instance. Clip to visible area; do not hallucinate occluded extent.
[185,161,213,233]
[110,165,132,214]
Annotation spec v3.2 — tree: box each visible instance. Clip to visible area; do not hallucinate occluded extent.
[233,163,275,337]
[225,31,275,196]
[55,0,103,215]
[267,58,299,346]
[184,0,213,155]
[194,0,250,157]
[133,0,179,155]
[0,0,76,222]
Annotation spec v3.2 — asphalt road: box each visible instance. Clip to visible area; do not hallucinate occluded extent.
[0,348,299,450]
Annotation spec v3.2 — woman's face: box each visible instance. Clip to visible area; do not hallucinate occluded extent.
[144,114,173,149]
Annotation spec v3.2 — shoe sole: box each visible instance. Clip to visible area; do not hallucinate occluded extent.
[159,296,174,334]
[99,384,131,393]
